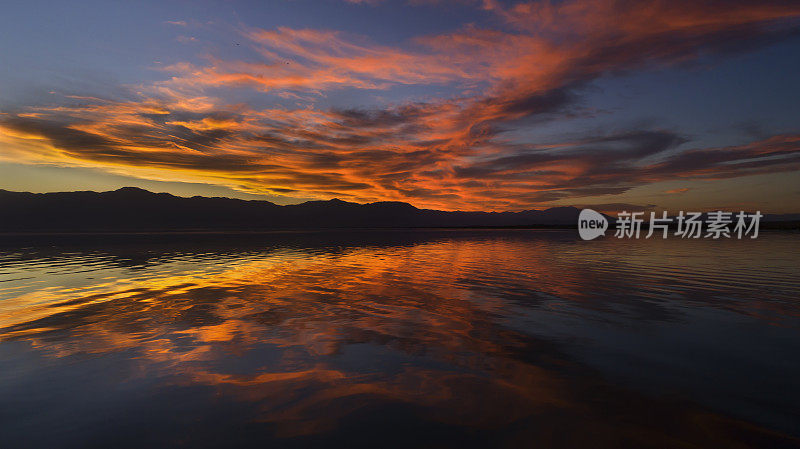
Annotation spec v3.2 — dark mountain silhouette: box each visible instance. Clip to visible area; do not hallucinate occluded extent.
[0,187,796,233]
[0,187,582,232]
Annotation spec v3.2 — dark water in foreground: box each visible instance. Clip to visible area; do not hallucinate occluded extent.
[0,230,798,448]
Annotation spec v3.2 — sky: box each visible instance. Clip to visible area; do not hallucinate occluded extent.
[1,0,799,212]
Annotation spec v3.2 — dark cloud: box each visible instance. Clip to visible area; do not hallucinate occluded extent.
[3,0,800,209]
[4,117,117,152]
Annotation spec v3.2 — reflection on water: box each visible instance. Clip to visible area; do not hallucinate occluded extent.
[1,230,799,448]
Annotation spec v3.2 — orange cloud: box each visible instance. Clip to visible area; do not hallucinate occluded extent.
[664,188,691,194]
[2,0,800,210]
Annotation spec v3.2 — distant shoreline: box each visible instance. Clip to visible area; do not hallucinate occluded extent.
[0,226,576,237]
[0,221,796,237]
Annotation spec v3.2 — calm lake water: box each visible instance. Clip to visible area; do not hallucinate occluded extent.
[1,230,798,448]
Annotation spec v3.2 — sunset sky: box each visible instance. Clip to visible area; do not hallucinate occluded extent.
[1,0,799,212]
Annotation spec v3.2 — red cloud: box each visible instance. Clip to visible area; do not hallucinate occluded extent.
[3,0,800,210]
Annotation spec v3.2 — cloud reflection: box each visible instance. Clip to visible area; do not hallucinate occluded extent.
[1,232,798,446]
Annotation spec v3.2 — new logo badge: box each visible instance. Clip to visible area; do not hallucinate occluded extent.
[578,209,608,240]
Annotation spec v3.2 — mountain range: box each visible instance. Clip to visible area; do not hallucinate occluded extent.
[0,187,796,233]
[0,187,583,232]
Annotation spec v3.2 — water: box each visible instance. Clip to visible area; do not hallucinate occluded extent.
[1,230,798,448]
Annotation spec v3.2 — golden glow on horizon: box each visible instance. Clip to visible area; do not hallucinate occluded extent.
[1,0,800,210]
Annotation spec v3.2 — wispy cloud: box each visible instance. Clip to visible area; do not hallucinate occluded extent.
[3,0,800,209]
[664,188,691,194]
